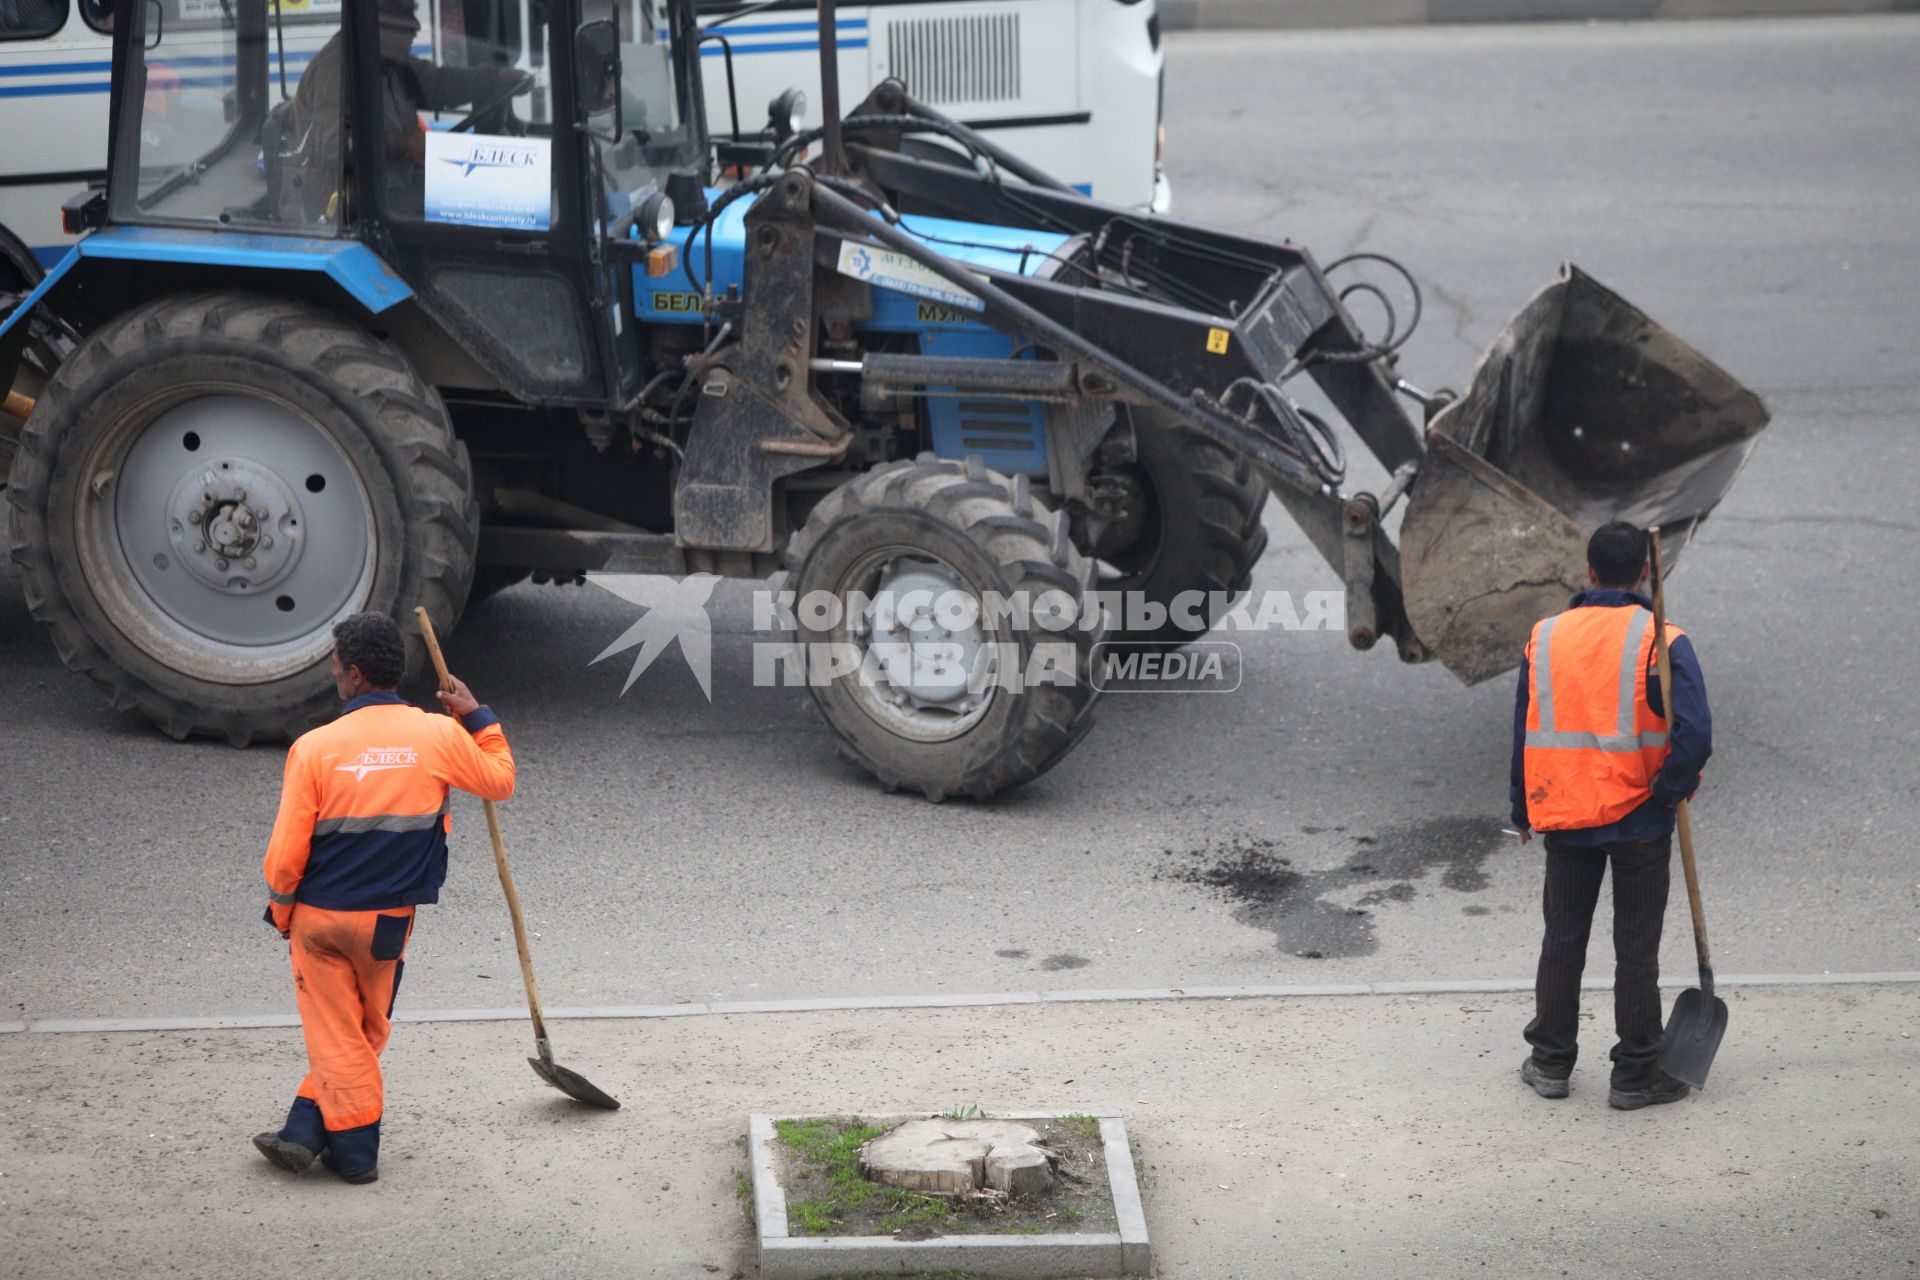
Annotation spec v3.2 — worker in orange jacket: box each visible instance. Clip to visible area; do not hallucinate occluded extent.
[1510,522,1712,1111]
[253,612,514,1183]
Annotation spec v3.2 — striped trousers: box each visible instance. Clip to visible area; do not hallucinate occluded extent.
[1524,833,1672,1087]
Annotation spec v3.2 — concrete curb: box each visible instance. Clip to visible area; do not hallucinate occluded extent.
[1157,0,1919,32]
[749,1112,1149,1279]
[8,971,1918,1034]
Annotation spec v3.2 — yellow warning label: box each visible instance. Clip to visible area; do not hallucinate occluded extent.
[1206,327,1231,355]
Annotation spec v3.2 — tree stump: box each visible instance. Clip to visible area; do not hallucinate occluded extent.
[858,1119,1058,1197]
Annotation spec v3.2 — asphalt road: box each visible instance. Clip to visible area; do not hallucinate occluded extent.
[4,16,1917,1023]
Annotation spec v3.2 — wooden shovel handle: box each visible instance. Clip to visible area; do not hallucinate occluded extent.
[414,608,549,1043]
[1647,533,1713,986]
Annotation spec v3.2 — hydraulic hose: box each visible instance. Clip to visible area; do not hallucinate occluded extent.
[807,180,1326,497]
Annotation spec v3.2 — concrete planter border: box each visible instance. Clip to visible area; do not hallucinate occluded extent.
[749,1110,1151,1280]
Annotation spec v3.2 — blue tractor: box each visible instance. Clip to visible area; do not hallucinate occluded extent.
[0,0,1767,799]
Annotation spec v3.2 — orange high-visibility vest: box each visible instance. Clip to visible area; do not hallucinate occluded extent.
[1522,605,1682,832]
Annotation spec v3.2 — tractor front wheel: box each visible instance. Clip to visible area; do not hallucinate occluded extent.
[7,292,477,744]
[786,456,1102,801]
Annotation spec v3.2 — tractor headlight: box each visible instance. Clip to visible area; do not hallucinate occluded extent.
[640,192,676,244]
[768,88,807,144]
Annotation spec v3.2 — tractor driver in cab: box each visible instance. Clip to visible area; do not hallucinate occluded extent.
[278,0,534,223]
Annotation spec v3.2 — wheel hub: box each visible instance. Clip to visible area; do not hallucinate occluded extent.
[166,459,304,593]
[862,563,989,713]
[98,392,374,658]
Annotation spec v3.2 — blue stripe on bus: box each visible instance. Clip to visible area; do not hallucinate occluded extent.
[706,18,867,34]
[0,59,112,76]
[0,49,320,76]
[0,81,110,97]
[700,38,867,56]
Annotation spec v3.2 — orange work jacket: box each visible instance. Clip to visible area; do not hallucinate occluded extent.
[264,692,514,919]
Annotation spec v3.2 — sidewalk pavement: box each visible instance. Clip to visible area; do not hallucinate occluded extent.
[2,983,1913,1279]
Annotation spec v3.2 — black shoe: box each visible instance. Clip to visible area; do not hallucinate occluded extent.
[1609,1072,1691,1111]
[319,1150,379,1184]
[1520,1058,1571,1099]
[252,1132,318,1174]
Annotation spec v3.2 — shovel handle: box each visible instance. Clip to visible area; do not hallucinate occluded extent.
[1648,533,1713,990]
[414,608,550,1043]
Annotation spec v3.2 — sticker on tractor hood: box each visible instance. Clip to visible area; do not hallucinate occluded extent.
[424,133,554,232]
[836,243,985,313]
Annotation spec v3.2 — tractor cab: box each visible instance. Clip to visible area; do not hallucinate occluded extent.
[87,0,707,404]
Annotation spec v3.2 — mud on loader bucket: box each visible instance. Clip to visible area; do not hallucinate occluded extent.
[1396,267,1769,685]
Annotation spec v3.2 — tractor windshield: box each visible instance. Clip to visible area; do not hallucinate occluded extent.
[583,0,704,217]
[115,0,348,233]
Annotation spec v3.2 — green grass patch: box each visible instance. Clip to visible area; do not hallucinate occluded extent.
[1057,1113,1100,1140]
[775,1117,962,1237]
[732,1168,754,1227]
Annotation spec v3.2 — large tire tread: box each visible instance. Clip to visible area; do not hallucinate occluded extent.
[787,455,1102,801]
[1103,412,1270,649]
[8,291,478,745]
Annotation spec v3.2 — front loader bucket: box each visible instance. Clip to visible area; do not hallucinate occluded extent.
[1399,266,1768,685]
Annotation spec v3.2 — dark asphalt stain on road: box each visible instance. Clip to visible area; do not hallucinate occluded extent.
[1041,954,1091,971]
[994,949,1030,960]
[1157,816,1506,958]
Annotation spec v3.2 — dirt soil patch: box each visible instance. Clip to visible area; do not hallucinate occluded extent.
[773,1114,1117,1239]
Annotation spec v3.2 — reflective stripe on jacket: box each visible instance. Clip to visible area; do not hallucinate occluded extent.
[1521,604,1684,832]
[263,692,515,912]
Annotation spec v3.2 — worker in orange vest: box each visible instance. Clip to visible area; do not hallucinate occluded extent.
[253,612,515,1182]
[1510,522,1711,1110]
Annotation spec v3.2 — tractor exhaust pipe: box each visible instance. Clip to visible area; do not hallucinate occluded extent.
[816,0,846,176]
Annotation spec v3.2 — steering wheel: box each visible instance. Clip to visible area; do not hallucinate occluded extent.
[450,70,538,135]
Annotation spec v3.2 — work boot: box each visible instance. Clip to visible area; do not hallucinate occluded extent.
[1520,1058,1571,1099]
[320,1150,379,1185]
[1608,1071,1691,1111]
[252,1132,318,1174]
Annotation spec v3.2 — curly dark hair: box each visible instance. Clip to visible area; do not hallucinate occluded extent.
[333,612,407,689]
[1587,521,1651,589]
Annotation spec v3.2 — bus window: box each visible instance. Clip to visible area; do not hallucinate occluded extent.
[0,0,67,40]
[81,0,113,34]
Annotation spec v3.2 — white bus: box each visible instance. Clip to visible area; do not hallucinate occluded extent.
[0,0,1165,274]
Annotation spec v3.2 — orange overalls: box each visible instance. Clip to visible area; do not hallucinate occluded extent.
[263,692,514,1172]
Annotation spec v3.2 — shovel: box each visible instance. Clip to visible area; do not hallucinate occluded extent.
[1647,531,1728,1088]
[415,608,621,1110]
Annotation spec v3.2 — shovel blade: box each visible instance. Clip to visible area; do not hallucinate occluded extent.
[528,1054,622,1110]
[1659,986,1729,1089]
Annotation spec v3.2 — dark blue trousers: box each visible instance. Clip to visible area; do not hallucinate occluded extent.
[1524,833,1672,1087]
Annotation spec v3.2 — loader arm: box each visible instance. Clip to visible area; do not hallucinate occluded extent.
[804,178,1428,657]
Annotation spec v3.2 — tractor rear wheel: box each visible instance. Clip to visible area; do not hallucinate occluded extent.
[786,456,1102,801]
[7,292,477,744]
[1092,408,1270,649]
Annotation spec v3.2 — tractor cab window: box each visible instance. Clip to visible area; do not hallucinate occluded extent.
[387,0,555,229]
[117,0,347,233]
[584,0,701,219]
